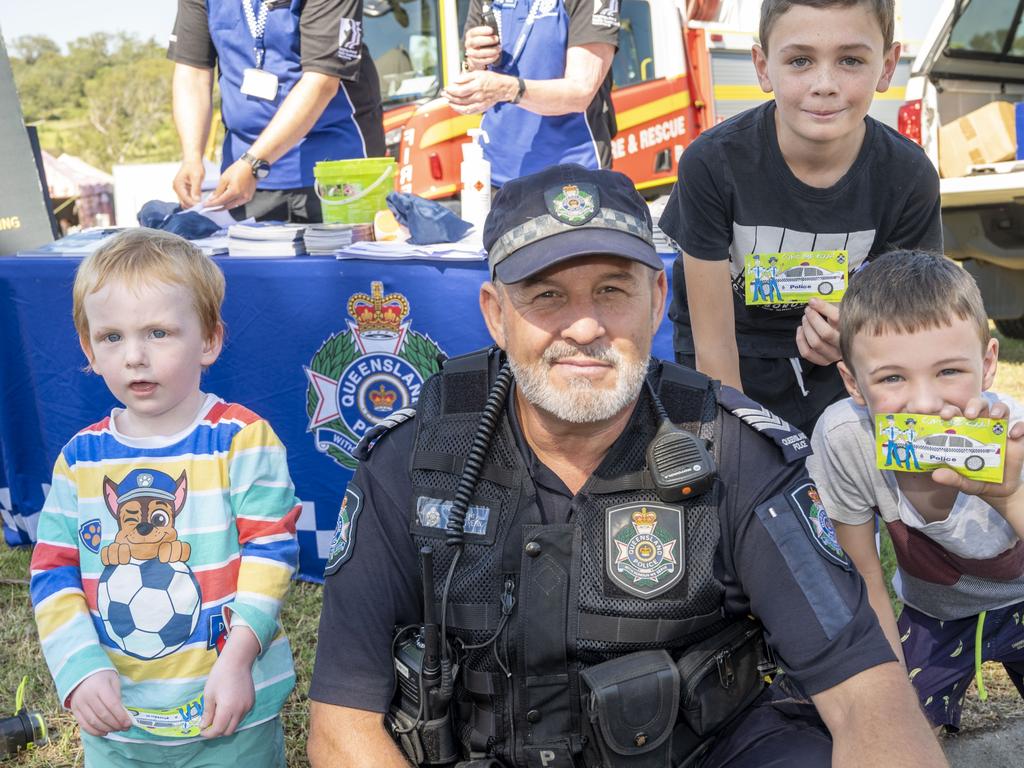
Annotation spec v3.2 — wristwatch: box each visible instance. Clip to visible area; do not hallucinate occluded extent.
[510,76,526,105]
[240,151,271,180]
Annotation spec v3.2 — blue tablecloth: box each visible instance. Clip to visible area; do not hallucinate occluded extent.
[0,253,675,580]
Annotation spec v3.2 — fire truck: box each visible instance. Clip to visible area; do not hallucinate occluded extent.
[363,0,723,200]
[361,0,912,200]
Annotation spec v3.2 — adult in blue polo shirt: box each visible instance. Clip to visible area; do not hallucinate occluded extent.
[445,0,619,186]
[169,0,386,222]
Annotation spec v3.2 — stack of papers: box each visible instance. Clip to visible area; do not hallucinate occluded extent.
[227,222,307,257]
[192,233,230,256]
[336,237,485,261]
[17,228,125,257]
[303,223,374,255]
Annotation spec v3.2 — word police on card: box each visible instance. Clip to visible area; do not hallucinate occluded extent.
[874,413,1008,484]
[744,250,848,306]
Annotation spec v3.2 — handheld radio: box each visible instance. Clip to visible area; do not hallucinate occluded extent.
[387,548,458,765]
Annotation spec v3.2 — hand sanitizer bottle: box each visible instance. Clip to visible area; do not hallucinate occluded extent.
[460,128,491,233]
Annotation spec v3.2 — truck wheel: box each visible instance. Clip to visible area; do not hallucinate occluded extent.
[818,282,834,295]
[995,317,1024,339]
[965,455,985,472]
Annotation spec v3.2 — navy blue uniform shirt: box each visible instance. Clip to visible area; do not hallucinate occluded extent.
[310,391,895,712]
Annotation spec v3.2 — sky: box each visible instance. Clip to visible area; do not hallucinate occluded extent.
[1,0,945,52]
[0,0,942,50]
[0,2,177,50]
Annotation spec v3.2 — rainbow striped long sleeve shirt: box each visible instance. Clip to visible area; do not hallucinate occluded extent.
[30,395,300,745]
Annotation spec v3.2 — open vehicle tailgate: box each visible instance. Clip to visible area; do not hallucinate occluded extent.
[940,168,1024,209]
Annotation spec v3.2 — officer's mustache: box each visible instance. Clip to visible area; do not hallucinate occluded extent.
[541,342,620,368]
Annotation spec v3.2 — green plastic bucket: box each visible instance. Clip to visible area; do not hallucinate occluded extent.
[313,157,396,224]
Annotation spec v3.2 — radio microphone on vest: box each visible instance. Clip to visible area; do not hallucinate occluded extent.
[645,381,717,502]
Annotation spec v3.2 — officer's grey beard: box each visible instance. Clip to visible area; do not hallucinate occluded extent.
[508,341,648,423]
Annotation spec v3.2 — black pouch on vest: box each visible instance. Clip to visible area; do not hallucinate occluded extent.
[580,649,680,768]
[675,618,768,737]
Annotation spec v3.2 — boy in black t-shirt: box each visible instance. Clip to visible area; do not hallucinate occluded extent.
[659,0,941,435]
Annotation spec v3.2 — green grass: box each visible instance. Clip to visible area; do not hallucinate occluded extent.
[0,548,322,767]
[3,326,1023,765]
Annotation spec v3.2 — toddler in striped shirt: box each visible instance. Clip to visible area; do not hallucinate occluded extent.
[30,229,300,767]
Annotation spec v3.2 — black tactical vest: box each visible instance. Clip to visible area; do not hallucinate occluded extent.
[409,349,730,767]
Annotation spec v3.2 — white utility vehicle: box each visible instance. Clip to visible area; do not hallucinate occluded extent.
[899,0,1024,337]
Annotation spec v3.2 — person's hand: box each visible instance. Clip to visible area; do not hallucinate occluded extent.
[444,70,517,114]
[203,159,258,212]
[796,298,842,365]
[201,625,258,738]
[464,25,500,70]
[932,398,1024,514]
[68,670,132,737]
[173,159,206,208]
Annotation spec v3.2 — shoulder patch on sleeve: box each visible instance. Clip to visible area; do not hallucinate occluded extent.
[719,386,810,463]
[787,482,850,570]
[352,408,416,462]
[324,484,364,576]
[752,486,854,641]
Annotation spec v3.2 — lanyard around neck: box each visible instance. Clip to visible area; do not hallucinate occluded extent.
[242,0,271,68]
[507,0,549,67]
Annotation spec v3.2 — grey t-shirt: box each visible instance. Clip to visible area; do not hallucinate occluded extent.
[807,396,1024,620]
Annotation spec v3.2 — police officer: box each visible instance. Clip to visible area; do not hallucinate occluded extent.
[306,165,947,767]
[168,0,385,222]
[443,0,618,186]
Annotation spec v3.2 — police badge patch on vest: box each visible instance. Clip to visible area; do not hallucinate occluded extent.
[788,482,849,569]
[605,502,685,598]
[325,485,363,575]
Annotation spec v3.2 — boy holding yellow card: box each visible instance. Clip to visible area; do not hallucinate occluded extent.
[658,0,941,434]
[807,251,1024,733]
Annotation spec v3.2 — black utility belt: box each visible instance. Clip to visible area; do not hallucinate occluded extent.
[580,617,773,768]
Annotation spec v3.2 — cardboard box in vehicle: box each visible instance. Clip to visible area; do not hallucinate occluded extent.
[938,101,1017,178]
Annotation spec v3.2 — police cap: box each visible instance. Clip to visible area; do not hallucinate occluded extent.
[483,164,661,283]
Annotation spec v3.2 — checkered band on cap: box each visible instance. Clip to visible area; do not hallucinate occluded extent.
[488,208,654,274]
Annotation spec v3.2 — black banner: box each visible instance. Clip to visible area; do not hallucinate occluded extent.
[0,27,56,256]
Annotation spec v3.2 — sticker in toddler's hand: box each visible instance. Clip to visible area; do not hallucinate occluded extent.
[126,693,204,738]
[875,413,1007,483]
[744,250,848,306]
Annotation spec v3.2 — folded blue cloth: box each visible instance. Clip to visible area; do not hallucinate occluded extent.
[138,200,221,240]
[386,192,471,245]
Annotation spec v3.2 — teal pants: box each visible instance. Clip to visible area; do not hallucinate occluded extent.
[82,716,285,768]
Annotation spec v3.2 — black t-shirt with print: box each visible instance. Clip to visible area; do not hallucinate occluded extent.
[659,101,942,359]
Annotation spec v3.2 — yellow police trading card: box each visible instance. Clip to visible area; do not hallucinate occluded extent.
[126,694,204,738]
[744,250,848,306]
[875,413,1008,483]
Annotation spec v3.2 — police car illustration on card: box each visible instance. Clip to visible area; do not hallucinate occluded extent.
[744,250,848,306]
[874,413,1007,483]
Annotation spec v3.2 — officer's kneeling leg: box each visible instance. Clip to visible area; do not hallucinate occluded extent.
[697,687,832,768]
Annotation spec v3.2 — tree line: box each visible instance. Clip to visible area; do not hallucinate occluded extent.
[7,32,208,173]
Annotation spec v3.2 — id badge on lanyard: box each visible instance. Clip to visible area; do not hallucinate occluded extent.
[241,0,279,100]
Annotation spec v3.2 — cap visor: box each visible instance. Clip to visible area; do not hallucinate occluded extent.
[493,229,662,283]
